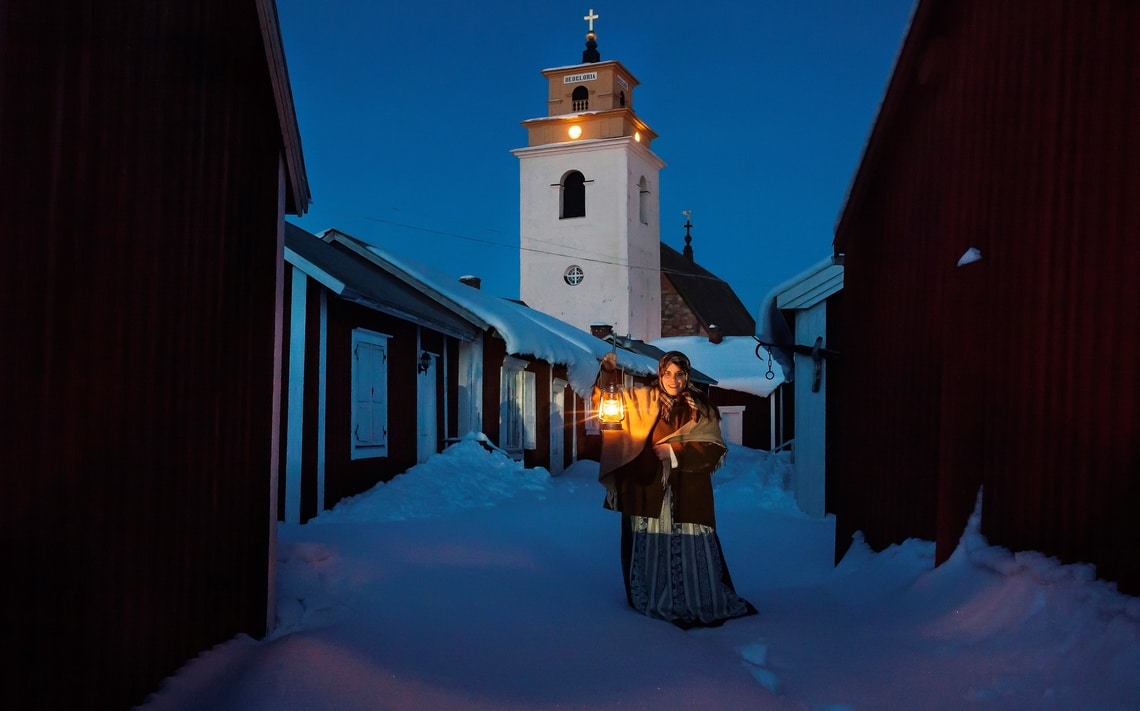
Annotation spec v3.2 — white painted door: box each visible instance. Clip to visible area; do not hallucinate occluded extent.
[793,304,828,517]
[717,405,745,446]
[417,353,438,463]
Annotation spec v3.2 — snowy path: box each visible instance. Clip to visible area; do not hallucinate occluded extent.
[139,444,1140,710]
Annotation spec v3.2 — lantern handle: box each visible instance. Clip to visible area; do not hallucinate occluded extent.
[608,331,625,379]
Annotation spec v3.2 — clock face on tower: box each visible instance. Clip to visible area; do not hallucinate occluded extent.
[563,265,585,286]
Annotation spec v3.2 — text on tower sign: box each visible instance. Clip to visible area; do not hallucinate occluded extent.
[563,72,598,84]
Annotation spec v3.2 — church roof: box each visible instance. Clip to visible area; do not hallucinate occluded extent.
[660,241,756,336]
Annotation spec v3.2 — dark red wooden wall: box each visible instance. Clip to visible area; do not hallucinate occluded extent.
[278,271,470,521]
[482,337,508,446]
[321,298,430,504]
[832,0,1140,593]
[1,1,299,707]
[476,337,574,473]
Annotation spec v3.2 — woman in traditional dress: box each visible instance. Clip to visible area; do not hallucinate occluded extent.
[594,349,757,628]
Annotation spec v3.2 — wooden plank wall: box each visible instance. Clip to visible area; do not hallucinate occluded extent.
[319,299,424,506]
[1,1,288,706]
[832,0,1140,593]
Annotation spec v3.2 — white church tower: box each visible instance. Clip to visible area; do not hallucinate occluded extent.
[512,9,664,341]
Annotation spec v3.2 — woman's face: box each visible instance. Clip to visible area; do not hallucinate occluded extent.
[660,364,688,397]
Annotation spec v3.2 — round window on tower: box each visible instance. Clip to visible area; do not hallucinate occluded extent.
[563,265,585,286]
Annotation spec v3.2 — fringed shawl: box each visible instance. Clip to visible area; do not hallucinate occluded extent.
[595,382,726,499]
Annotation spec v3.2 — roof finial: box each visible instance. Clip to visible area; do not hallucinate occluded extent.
[682,210,694,263]
[582,8,600,63]
[584,8,599,32]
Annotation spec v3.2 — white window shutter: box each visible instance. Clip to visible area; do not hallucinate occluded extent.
[369,342,387,444]
[351,329,390,459]
[353,343,371,443]
[523,370,536,450]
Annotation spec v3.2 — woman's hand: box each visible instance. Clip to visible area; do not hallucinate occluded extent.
[601,351,617,372]
[655,444,677,489]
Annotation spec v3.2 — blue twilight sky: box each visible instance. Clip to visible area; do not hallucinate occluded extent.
[275,1,915,316]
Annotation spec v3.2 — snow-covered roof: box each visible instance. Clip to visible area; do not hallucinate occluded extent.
[651,336,786,398]
[284,223,482,342]
[774,257,844,311]
[754,255,844,382]
[318,229,659,396]
[520,110,603,124]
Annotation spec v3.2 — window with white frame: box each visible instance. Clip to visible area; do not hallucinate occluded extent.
[351,328,390,460]
[500,356,536,459]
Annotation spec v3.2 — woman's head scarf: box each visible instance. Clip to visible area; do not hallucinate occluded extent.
[657,351,699,421]
[658,350,692,380]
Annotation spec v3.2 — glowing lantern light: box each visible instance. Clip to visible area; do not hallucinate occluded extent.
[598,382,625,430]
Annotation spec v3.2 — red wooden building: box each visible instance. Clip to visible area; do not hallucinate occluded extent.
[1,1,309,707]
[831,0,1140,594]
[282,223,483,521]
[282,225,637,520]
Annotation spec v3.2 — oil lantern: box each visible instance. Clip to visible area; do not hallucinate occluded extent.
[598,383,625,430]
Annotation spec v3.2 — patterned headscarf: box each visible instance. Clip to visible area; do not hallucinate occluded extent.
[657,351,699,422]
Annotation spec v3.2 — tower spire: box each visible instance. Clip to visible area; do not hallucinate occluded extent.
[682,210,694,262]
[516,11,663,341]
[582,8,600,63]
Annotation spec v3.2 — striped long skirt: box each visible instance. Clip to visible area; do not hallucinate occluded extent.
[621,488,757,628]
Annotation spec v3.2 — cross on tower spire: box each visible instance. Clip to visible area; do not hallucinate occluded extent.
[583,9,599,33]
[581,8,600,62]
[682,211,694,262]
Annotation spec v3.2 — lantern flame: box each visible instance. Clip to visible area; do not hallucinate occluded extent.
[598,383,625,430]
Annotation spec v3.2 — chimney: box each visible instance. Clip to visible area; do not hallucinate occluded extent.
[459,275,481,289]
[707,324,723,344]
[590,322,614,340]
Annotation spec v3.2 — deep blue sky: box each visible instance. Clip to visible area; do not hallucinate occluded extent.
[276,1,915,316]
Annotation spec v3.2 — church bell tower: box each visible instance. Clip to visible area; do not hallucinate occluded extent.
[513,9,664,341]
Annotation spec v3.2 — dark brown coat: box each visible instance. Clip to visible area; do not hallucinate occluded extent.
[596,371,727,527]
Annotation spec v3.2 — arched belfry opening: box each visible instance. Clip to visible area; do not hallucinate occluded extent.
[572,86,589,112]
[561,171,585,218]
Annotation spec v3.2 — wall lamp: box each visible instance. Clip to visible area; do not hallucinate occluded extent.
[418,351,431,374]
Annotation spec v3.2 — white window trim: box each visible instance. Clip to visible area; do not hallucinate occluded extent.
[718,405,746,447]
[500,356,536,460]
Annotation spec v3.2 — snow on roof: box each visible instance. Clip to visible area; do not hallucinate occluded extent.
[520,110,602,124]
[361,241,659,396]
[651,335,786,398]
[753,255,843,381]
[756,255,843,332]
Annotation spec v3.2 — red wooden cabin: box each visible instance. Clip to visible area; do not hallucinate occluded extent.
[1,1,309,706]
[831,0,1140,594]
